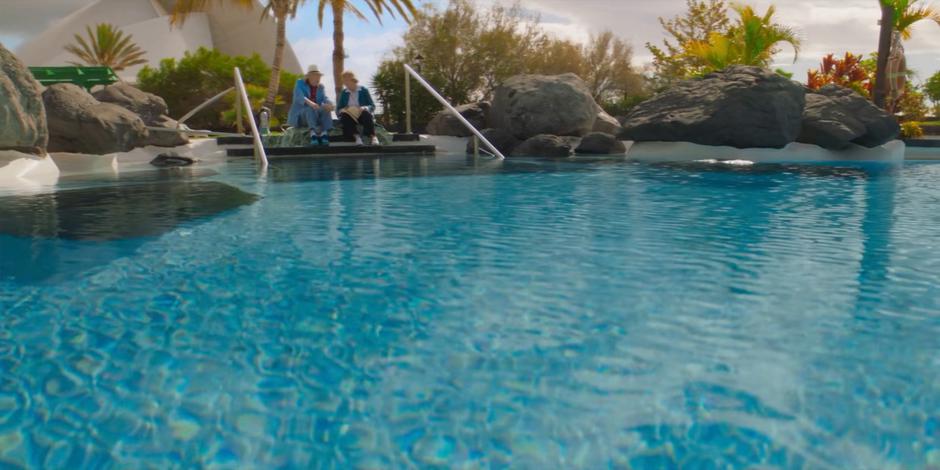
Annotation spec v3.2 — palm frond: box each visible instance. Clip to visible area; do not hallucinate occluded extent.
[64,23,148,71]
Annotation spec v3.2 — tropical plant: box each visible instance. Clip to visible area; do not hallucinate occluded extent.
[647,0,730,87]
[686,4,800,75]
[137,48,299,131]
[315,0,419,99]
[169,0,303,112]
[64,23,147,72]
[807,53,874,97]
[901,121,924,137]
[889,0,940,38]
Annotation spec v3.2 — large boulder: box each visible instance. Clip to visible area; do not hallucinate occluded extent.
[93,82,187,147]
[621,66,806,149]
[575,132,626,155]
[427,102,489,137]
[465,127,520,156]
[510,134,572,158]
[43,83,149,154]
[0,44,48,154]
[592,111,622,135]
[490,73,599,140]
[798,84,899,149]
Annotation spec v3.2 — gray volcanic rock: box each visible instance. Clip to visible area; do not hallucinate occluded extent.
[592,110,622,135]
[427,102,490,137]
[43,83,149,154]
[511,134,572,157]
[0,44,48,154]
[621,66,806,149]
[575,132,626,154]
[93,82,167,121]
[798,84,899,149]
[491,73,599,139]
[465,127,520,155]
[94,82,188,147]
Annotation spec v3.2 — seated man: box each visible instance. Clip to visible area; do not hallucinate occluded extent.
[287,65,334,146]
[337,70,379,146]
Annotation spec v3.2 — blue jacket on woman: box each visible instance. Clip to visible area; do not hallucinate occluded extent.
[337,86,376,114]
[287,79,332,128]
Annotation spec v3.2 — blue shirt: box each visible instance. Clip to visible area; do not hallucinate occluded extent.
[287,79,332,127]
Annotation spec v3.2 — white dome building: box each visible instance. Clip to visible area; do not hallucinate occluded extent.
[15,0,302,81]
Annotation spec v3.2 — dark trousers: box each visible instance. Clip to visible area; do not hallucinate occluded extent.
[340,111,375,138]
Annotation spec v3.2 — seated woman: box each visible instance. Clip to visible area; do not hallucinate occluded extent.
[337,71,378,146]
[287,65,334,146]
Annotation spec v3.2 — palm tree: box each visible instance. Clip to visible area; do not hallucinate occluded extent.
[170,0,304,111]
[874,0,939,108]
[315,0,418,99]
[686,4,800,74]
[65,23,148,72]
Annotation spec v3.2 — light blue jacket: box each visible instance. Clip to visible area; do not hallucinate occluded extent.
[287,79,333,127]
[337,87,376,114]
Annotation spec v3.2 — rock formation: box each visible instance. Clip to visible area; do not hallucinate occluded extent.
[43,84,149,154]
[0,44,48,154]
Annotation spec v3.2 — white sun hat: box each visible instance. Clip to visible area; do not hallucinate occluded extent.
[306,64,324,76]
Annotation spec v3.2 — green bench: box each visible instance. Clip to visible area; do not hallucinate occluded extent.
[29,66,119,91]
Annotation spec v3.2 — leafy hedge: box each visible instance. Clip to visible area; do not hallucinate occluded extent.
[137,47,300,131]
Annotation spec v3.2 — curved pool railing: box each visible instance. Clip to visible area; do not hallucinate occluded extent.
[404,64,505,160]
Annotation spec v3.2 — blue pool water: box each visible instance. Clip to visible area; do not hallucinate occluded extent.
[1,155,939,469]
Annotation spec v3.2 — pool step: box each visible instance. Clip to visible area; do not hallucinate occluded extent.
[225,144,436,158]
[217,133,421,146]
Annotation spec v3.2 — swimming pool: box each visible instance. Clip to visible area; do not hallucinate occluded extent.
[1,155,938,469]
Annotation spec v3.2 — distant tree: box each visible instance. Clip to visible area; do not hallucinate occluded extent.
[65,23,147,72]
[373,0,647,129]
[527,37,585,76]
[646,0,729,87]
[580,31,646,103]
[897,83,930,121]
[169,0,304,112]
[686,4,800,74]
[315,0,418,99]
[807,53,873,97]
[925,70,940,105]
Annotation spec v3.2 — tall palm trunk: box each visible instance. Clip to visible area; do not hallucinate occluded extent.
[265,10,288,111]
[332,2,345,100]
[874,2,894,109]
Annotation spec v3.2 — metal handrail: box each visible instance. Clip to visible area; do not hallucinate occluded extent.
[177,87,234,126]
[233,67,268,166]
[403,64,505,160]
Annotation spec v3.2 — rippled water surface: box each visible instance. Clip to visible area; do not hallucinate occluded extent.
[1,155,939,469]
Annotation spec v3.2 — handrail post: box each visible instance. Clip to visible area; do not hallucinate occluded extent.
[403,64,505,160]
[405,67,412,134]
[235,82,244,135]
[233,66,268,167]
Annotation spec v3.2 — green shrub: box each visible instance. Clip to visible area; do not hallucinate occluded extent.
[137,47,300,131]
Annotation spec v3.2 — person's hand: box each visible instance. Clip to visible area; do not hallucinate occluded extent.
[307,101,320,110]
[322,103,335,112]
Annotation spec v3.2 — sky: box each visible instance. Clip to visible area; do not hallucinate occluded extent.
[2,0,940,93]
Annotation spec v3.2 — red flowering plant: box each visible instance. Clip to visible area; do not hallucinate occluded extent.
[807,53,874,97]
